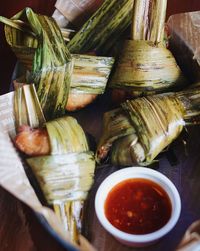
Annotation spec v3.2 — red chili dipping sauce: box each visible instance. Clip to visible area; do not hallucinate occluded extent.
[105,178,172,235]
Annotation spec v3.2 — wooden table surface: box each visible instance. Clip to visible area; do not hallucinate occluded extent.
[1,1,200,251]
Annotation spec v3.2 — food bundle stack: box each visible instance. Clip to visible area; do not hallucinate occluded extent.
[0,0,133,243]
[1,0,200,247]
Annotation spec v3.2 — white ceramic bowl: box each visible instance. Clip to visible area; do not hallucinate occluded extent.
[95,167,181,247]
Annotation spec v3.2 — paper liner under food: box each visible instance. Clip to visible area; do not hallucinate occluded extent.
[0,91,96,251]
[54,0,103,28]
[176,220,200,251]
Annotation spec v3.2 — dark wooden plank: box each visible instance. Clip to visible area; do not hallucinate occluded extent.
[167,0,200,17]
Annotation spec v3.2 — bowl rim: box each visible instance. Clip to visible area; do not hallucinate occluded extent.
[95,167,181,244]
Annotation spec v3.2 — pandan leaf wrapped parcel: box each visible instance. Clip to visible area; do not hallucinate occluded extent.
[0,8,114,116]
[97,85,200,166]
[110,0,187,98]
[14,84,95,243]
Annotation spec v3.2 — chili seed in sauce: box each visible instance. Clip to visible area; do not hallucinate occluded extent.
[104,178,172,235]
